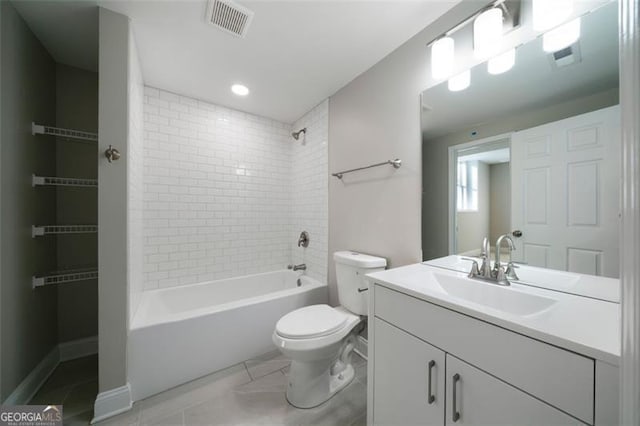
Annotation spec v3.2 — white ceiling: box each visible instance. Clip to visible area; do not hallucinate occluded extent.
[12,0,460,124]
[459,147,510,164]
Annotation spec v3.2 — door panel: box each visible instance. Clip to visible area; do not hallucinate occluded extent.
[511,105,620,277]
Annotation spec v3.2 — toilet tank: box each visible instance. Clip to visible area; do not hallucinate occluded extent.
[334,251,387,315]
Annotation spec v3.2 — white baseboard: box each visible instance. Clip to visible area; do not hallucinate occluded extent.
[91,383,132,424]
[2,335,99,406]
[59,335,98,362]
[3,347,60,405]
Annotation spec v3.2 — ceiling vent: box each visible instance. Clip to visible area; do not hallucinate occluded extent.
[548,43,582,69]
[206,0,254,38]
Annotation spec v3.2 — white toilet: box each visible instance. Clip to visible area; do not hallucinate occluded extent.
[273,251,386,408]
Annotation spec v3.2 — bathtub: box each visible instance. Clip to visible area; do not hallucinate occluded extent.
[128,270,327,400]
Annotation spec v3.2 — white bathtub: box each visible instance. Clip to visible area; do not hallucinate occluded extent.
[128,270,327,400]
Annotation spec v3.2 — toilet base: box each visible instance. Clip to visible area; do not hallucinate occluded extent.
[286,362,355,409]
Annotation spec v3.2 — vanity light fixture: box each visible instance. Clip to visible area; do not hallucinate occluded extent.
[488,48,516,74]
[431,37,455,80]
[474,8,504,60]
[448,70,470,92]
[542,18,581,52]
[532,0,573,32]
[231,84,250,96]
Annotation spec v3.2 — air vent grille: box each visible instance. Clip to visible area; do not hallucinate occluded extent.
[548,43,582,69]
[206,0,254,38]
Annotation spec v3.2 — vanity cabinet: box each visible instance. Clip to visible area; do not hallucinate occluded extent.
[445,355,580,425]
[373,317,579,425]
[373,318,445,425]
[370,283,618,425]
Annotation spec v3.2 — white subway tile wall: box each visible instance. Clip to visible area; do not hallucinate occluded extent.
[290,100,329,284]
[142,88,328,290]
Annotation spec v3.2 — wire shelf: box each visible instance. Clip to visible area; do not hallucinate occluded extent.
[32,122,98,142]
[32,268,98,289]
[32,225,98,238]
[32,174,98,188]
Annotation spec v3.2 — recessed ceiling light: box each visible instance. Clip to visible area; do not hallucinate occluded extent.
[231,84,249,96]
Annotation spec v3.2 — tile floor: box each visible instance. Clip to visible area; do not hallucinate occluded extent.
[32,351,367,426]
[30,354,98,425]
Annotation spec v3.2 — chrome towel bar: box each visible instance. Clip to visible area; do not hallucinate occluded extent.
[332,158,402,179]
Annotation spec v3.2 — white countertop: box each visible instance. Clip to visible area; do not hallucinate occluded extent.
[426,255,621,303]
[367,262,621,366]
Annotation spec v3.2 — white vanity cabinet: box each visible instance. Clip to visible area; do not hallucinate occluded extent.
[445,355,581,425]
[373,318,445,425]
[369,282,619,426]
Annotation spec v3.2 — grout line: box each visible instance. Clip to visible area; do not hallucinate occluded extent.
[242,361,255,382]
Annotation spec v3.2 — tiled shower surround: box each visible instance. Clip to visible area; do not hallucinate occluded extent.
[143,87,328,290]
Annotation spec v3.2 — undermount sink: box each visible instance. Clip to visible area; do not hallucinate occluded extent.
[431,271,558,316]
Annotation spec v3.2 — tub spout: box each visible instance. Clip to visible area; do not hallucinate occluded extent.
[287,263,306,272]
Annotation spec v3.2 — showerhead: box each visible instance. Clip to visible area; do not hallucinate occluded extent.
[291,128,307,140]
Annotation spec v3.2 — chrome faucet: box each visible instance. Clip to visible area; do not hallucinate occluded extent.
[297,231,309,248]
[479,236,492,278]
[495,234,519,281]
[467,235,517,286]
[288,263,307,271]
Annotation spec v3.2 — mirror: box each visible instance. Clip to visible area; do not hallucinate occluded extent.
[421,1,619,278]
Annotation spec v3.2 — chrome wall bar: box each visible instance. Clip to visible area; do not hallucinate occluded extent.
[332,158,402,179]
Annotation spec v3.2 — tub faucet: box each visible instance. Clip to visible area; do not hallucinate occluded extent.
[288,264,306,271]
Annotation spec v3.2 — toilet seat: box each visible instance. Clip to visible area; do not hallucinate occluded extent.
[276,305,348,339]
[273,305,360,353]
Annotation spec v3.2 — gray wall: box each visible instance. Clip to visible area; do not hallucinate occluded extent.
[422,88,619,260]
[0,0,58,400]
[98,7,130,393]
[56,64,98,343]
[328,2,482,304]
[1,0,4,397]
[489,162,510,243]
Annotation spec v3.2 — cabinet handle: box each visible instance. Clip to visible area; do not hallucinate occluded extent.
[427,360,436,404]
[452,373,461,422]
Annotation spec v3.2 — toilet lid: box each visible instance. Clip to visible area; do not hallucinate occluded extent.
[276,305,348,339]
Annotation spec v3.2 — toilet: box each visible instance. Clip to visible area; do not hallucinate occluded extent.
[273,251,386,408]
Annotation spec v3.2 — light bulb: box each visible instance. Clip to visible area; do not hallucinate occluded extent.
[231,84,249,96]
[488,48,516,75]
[543,18,581,52]
[431,37,455,80]
[448,70,470,92]
[532,0,573,32]
[474,8,503,60]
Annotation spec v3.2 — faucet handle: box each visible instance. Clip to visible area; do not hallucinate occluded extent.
[505,262,519,281]
[468,260,480,278]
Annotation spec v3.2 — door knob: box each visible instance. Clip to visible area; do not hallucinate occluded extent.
[105,145,120,163]
[512,230,523,238]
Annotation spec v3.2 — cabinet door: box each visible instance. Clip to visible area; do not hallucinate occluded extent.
[445,355,583,425]
[373,318,445,425]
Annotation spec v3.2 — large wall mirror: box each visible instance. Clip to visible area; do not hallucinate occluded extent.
[421,0,619,278]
